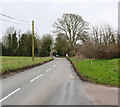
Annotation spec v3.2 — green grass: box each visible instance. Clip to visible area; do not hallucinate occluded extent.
[1,56,53,73]
[69,57,119,86]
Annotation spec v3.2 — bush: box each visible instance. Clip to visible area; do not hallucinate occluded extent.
[79,42,119,59]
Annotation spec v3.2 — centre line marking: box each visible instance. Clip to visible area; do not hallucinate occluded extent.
[0,88,20,103]
[30,74,43,82]
[53,65,55,67]
[46,68,51,72]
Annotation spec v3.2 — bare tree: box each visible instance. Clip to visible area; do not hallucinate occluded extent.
[5,27,15,48]
[2,36,9,47]
[81,24,118,59]
[53,13,89,56]
[6,27,15,35]
[101,25,114,45]
[91,24,116,45]
[92,26,99,44]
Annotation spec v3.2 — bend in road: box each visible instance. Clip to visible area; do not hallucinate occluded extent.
[2,58,93,105]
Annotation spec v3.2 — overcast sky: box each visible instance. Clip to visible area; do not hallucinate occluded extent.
[0,0,119,40]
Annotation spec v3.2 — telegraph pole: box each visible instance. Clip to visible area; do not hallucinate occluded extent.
[32,20,34,61]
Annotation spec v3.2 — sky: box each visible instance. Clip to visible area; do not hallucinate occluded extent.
[0,0,119,40]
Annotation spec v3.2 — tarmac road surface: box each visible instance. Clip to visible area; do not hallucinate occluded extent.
[1,58,93,105]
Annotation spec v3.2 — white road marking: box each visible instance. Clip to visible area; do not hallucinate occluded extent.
[56,62,59,65]
[73,72,76,75]
[46,68,51,72]
[30,74,43,82]
[53,65,55,67]
[72,72,79,78]
[0,88,20,103]
[72,72,77,77]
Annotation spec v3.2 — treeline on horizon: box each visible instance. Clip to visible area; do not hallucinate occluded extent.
[1,13,119,59]
[1,27,53,57]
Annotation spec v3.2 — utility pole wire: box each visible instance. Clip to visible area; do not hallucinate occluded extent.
[0,18,31,25]
[35,25,41,36]
[0,12,30,23]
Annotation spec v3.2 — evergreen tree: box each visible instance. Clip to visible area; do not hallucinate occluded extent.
[40,34,53,57]
[11,31,18,55]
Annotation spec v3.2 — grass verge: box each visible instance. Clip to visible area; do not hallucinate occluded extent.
[1,56,53,77]
[68,57,119,86]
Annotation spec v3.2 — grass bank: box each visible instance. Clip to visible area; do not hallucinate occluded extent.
[68,57,119,86]
[1,56,53,75]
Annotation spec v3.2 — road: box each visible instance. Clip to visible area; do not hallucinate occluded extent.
[1,58,93,105]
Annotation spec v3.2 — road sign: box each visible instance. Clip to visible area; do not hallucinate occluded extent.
[66,53,68,57]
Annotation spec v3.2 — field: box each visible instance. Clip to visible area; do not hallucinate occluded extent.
[1,56,53,73]
[69,57,119,86]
